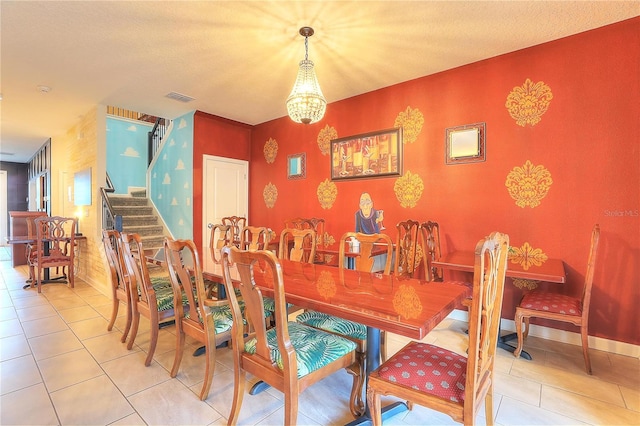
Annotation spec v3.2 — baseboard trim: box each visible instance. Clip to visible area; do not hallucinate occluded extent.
[447,309,639,359]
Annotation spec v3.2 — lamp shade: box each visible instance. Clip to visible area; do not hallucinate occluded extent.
[286,59,327,125]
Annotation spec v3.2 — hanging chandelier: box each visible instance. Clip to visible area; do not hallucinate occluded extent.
[286,27,327,124]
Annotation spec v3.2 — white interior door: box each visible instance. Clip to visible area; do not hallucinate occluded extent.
[202,155,248,249]
[0,171,7,246]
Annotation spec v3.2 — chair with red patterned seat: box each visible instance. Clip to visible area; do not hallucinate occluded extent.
[367,231,510,426]
[514,224,600,374]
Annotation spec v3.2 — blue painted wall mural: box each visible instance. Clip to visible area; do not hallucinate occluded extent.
[106,117,152,194]
[150,111,195,240]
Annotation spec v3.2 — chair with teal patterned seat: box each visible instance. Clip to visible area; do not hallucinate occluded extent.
[278,227,316,263]
[102,229,131,342]
[120,232,180,366]
[367,231,510,426]
[222,216,246,247]
[221,246,356,425]
[295,231,393,416]
[164,237,233,400]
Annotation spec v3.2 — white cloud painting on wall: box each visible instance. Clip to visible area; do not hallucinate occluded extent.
[121,147,140,157]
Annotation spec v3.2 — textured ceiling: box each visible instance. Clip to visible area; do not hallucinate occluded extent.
[1,1,638,163]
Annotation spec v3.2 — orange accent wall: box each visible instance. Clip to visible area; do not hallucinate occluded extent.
[192,111,252,250]
[246,18,640,345]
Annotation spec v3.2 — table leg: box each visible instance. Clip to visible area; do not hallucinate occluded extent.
[345,327,408,426]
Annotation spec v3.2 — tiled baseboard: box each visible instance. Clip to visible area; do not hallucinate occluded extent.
[448,309,639,359]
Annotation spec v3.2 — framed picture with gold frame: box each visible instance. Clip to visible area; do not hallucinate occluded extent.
[330,128,403,181]
[445,122,486,165]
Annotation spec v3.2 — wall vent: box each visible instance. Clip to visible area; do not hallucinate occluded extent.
[165,92,195,103]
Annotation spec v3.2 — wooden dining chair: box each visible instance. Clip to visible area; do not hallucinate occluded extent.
[222,216,246,246]
[394,219,420,278]
[209,223,233,264]
[119,232,179,366]
[296,231,394,416]
[24,211,48,283]
[220,246,357,425]
[164,238,233,400]
[514,224,600,374]
[31,216,76,293]
[102,229,131,342]
[419,221,444,282]
[278,228,316,263]
[367,231,510,426]
[240,225,272,251]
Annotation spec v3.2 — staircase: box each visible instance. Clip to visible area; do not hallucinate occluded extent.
[108,192,165,254]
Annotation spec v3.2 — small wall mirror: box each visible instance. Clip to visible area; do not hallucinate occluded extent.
[445,122,486,165]
[287,153,306,180]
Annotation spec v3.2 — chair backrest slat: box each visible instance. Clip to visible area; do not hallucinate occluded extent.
[419,221,443,282]
[279,228,316,263]
[338,232,393,274]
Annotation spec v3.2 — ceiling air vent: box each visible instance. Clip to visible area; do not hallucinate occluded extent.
[165,92,195,103]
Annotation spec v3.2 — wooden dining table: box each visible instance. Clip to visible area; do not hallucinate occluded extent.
[201,249,470,425]
[432,250,567,359]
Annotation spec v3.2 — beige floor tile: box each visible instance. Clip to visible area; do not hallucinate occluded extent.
[10,294,50,309]
[541,385,640,425]
[102,351,171,396]
[0,318,24,338]
[51,374,135,425]
[15,303,58,322]
[40,283,77,300]
[131,326,180,358]
[21,314,69,338]
[48,293,88,311]
[0,334,31,362]
[37,348,104,392]
[68,315,110,340]
[109,412,147,425]
[0,290,12,307]
[84,331,140,363]
[0,383,59,425]
[0,354,42,395]
[129,378,222,425]
[497,395,588,425]
[57,304,101,323]
[0,306,17,321]
[155,341,231,388]
[73,285,103,299]
[28,329,83,360]
[510,355,626,407]
[620,385,640,412]
[594,352,640,390]
[82,292,112,308]
[494,371,541,405]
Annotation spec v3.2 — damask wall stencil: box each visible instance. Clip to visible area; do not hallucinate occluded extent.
[505,160,553,208]
[263,182,278,208]
[317,179,337,209]
[394,106,424,144]
[505,78,553,127]
[263,138,278,163]
[393,170,424,208]
[509,242,548,270]
[512,278,539,290]
[317,125,337,156]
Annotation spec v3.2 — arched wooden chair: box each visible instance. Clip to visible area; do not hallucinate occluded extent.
[31,216,76,293]
[119,232,178,366]
[164,238,233,400]
[222,216,246,246]
[284,217,326,263]
[102,229,131,342]
[394,219,420,278]
[220,246,356,425]
[240,225,271,251]
[24,211,48,283]
[278,228,316,263]
[296,231,394,416]
[515,224,600,374]
[367,231,510,426]
[419,221,444,282]
[209,223,233,264]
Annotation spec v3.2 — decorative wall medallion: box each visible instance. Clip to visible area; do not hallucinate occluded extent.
[317,125,337,156]
[509,242,548,270]
[394,106,424,144]
[393,284,423,319]
[263,182,278,208]
[263,138,278,163]
[316,270,336,300]
[505,78,553,127]
[317,179,337,209]
[505,160,553,208]
[393,170,424,208]
[512,279,539,290]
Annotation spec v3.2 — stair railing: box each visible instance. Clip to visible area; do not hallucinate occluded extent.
[100,173,121,231]
[148,117,170,166]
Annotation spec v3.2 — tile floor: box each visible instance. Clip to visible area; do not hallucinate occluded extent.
[1,247,638,425]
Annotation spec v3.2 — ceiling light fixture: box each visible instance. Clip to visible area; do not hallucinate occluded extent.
[286,27,326,125]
